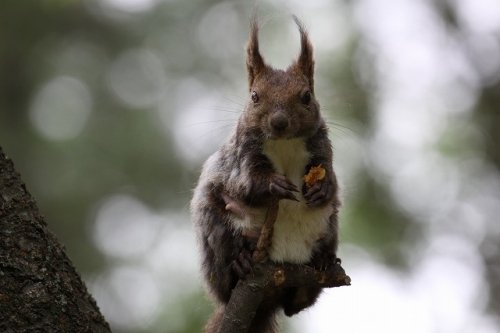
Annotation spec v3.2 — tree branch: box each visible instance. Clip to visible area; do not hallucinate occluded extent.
[218,198,350,333]
[252,198,279,263]
[218,261,350,333]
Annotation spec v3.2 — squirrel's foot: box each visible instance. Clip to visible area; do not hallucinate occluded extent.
[221,192,246,219]
[231,235,257,279]
[310,251,338,271]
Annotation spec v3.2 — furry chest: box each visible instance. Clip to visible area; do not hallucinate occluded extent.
[262,138,310,185]
[261,138,332,263]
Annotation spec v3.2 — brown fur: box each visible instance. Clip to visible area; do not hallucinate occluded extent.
[191,17,340,333]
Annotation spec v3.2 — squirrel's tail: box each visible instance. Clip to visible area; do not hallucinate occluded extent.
[204,305,278,333]
[204,305,224,333]
[250,306,278,333]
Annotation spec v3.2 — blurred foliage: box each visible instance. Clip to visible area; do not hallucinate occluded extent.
[1,0,500,332]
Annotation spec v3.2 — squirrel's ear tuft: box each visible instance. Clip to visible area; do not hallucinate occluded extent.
[246,17,266,89]
[293,16,314,90]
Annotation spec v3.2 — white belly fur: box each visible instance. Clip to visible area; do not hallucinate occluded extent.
[262,138,332,263]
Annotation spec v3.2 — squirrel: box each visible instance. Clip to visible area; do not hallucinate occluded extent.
[191,17,340,333]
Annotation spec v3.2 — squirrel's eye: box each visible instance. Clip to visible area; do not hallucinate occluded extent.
[251,91,259,103]
[301,91,311,105]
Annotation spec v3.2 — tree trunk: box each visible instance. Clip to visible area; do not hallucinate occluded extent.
[0,147,111,332]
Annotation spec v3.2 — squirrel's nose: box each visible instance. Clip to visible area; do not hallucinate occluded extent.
[270,112,289,132]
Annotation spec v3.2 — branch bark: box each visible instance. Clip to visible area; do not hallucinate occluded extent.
[252,198,279,263]
[0,147,111,332]
[218,199,350,333]
[218,261,350,333]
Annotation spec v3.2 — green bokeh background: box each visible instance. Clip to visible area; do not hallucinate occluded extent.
[1,0,500,332]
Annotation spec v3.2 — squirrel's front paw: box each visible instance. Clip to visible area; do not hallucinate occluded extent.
[303,180,333,207]
[269,174,299,201]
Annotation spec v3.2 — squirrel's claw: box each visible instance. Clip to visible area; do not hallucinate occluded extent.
[304,180,332,207]
[232,235,257,279]
[231,249,253,279]
[269,174,299,201]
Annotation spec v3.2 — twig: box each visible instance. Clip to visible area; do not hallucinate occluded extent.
[252,198,279,263]
[217,197,350,333]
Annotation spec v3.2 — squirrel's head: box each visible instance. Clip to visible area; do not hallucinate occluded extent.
[243,16,321,140]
